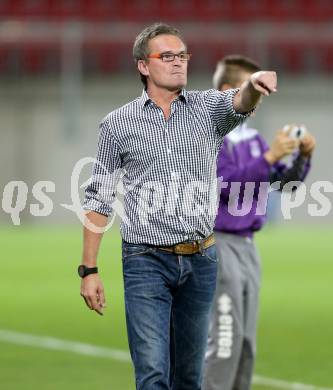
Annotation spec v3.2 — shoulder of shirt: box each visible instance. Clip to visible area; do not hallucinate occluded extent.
[98,96,142,132]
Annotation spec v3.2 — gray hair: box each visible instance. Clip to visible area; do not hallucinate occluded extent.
[133,22,185,87]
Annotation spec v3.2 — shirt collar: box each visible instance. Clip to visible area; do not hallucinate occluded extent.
[138,89,151,108]
[138,88,188,109]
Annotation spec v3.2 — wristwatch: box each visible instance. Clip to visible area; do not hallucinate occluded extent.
[78,265,98,278]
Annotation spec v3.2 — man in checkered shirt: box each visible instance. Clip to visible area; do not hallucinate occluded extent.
[78,23,277,390]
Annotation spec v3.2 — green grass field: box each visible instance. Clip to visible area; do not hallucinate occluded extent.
[1,224,333,390]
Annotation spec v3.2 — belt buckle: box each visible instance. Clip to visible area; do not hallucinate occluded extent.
[172,237,208,255]
[174,241,197,255]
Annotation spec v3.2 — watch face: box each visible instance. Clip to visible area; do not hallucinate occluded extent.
[78,265,86,277]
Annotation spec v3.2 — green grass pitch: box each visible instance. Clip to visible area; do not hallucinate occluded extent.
[1,224,332,390]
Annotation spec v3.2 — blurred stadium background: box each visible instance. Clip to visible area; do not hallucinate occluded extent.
[0,1,333,389]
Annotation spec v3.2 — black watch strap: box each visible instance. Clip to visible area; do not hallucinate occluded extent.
[78,265,98,278]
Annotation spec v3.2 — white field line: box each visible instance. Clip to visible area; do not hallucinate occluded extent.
[0,328,131,362]
[253,375,333,390]
[1,329,332,390]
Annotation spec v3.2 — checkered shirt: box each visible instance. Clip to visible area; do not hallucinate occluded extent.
[83,88,250,245]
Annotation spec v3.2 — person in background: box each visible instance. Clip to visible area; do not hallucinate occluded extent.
[203,55,316,390]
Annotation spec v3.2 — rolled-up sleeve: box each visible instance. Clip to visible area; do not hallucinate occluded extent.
[83,117,122,217]
[204,88,254,136]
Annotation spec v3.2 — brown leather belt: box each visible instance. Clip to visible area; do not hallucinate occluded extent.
[158,234,215,255]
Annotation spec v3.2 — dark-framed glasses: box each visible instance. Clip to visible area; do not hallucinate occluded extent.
[148,52,192,62]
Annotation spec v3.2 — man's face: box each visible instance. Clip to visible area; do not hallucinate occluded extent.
[138,34,188,91]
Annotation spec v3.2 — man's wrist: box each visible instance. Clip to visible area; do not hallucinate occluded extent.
[236,80,260,113]
[81,261,97,267]
[78,264,98,278]
[81,256,97,267]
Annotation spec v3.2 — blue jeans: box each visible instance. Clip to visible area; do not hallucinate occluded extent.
[122,241,218,390]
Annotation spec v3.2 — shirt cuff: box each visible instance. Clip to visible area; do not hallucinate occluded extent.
[83,198,113,217]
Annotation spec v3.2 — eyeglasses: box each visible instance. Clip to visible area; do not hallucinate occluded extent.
[147,52,192,62]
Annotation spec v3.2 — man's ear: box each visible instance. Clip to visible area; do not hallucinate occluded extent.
[138,60,149,77]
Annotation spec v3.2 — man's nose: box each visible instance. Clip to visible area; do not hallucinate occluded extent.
[172,56,182,66]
